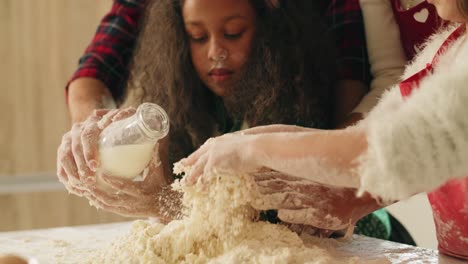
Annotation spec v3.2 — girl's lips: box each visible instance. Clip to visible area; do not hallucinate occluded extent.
[209,68,233,82]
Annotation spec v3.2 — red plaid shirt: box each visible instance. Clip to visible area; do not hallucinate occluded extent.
[323,0,370,84]
[68,0,369,102]
[67,0,145,102]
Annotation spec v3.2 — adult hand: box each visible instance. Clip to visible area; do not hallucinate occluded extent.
[57,108,123,196]
[251,171,381,231]
[56,107,174,218]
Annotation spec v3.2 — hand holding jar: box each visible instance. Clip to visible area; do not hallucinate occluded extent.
[57,103,177,219]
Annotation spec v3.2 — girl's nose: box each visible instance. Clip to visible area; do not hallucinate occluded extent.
[208,39,229,62]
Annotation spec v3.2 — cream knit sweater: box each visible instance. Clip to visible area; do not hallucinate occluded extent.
[358,25,468,201]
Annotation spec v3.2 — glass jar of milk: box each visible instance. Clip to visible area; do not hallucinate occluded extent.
[98,103,169,179]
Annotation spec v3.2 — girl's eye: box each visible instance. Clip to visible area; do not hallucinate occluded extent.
[224,32,242,40]
[189,35,207,43]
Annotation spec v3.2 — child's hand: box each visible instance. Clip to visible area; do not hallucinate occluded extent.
[85,146,178,220]
[181,133,261,185]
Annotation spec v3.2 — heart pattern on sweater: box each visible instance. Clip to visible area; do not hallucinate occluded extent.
[414,8,429,23]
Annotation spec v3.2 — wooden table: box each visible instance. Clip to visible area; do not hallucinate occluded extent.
[0,222,465,263]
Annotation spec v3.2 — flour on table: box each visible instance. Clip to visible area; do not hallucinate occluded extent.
[92,165,384,263]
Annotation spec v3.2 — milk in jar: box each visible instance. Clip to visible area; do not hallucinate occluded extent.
[98,103,169,180]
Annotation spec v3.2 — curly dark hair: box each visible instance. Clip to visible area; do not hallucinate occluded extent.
[124,0,337,165]
[458,0,468,17]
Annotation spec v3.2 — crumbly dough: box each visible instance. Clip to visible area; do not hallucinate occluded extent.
[93,166,377,263]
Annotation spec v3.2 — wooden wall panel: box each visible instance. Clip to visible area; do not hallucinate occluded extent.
[0,0,15,174]
[0,0,112,175]
[0,0,135,230]
[0,191,130,231]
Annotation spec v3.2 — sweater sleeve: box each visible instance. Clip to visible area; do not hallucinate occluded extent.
[354,0,407,114]
[357,58,468,202]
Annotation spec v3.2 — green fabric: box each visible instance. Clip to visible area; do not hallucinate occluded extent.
[355,208,391,240]
[213,97,393,241]
[388,213,416,246]
[214,97,242,133]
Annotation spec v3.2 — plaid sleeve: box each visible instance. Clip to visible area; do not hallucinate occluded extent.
[66,0,146,103]
[324,0,370,84]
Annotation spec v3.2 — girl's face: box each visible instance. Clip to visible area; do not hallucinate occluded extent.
[182,0,257,97]
[427,0,466,22]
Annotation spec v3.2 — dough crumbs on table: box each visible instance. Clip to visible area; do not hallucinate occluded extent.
[92,164,388,263]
